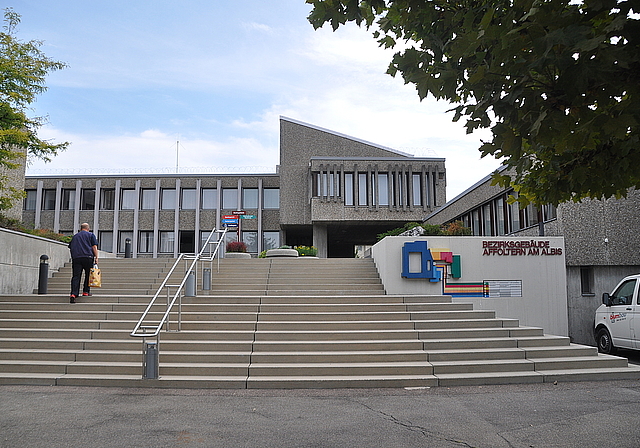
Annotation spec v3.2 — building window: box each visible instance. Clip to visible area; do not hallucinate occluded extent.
[181,189,196,209]
[344,173,354,206]
[61,189,76,210]
[141,189,156,210]
[119,231,133,252]
[580,267,594,295]
[200,230,217,253]
[139,231,154,253]
[412,174,422,206]
[495,196,506,236]
[542,203,557,221]
[201,188,217,209]
[263,188,279,209]
[242,188,258,209]
[222,188,238,209]
[100,189,115,210]
[161,189,176,210]
[223,231,239,248]
[472,209,481,236]
[159,231,175,253]
[179,230,196,253]
[24,190,37,210]
[121,190,136,210]
[263,231,280,250]
[509,196,520,232]
[373,173,387,206]
[42,189,56,210]
[358,173,368,206]
[80,189,96,210]
[482,203,492,236]
[242,231,258,253]
[99,231,113,253]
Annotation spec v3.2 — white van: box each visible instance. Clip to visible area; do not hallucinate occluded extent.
[594,274,640,354]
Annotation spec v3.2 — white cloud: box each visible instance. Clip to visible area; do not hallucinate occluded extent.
[27,127,279,175]
[242,22,274,33]
[24,3,502,200]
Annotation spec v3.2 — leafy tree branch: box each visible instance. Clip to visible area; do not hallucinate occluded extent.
[307,0,640,205]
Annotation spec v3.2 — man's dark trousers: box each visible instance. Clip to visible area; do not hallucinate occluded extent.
[71,257,93,296]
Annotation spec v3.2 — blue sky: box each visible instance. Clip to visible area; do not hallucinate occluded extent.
[12,0,500,198]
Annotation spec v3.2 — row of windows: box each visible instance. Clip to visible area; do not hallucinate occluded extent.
[97,230,281,254]
[313,172,429,207]
[457,192,557,236]
[24,188,279,211]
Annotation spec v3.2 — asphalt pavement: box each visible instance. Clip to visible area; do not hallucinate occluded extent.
[1,379,640,448]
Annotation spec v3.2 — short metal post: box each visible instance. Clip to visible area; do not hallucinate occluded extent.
[202,268,211,290]
[185,271,195,297]
[143,341,159,379]
[38,255,49,294]
[125,238,132,258]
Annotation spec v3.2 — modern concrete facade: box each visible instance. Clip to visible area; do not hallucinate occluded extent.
[425,167,640,345]
[279,118,446,257]
[1,145,27,221]
[21,117,446,259]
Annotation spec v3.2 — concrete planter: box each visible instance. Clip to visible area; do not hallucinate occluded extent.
[266,248,299,258]
[224,252,252,259]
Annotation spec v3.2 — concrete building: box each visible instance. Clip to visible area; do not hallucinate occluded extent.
[425,166,640,345]
[22,117,446,259]
[1,145,27,221]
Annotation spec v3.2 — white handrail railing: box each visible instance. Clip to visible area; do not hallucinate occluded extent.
[130,227,228,339]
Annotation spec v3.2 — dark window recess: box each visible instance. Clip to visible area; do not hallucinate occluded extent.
[580,267,593,295]
[179,231,196,254]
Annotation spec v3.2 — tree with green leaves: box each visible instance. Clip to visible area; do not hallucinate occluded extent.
[307,0,640,205]
[0,7,68,210]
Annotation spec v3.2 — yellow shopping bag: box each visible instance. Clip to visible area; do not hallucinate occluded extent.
[89,264,102,288]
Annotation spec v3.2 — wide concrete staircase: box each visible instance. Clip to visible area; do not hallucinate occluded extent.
[0,257,639,388]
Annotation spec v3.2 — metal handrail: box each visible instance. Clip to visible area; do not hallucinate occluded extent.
[130,227,228,339]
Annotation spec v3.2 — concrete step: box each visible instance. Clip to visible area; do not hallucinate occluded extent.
[248,362,434,377]
[3,256,640,389]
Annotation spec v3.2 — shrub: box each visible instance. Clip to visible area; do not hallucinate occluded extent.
[376,220,471,241]
[442,220,472,236]
[295,245,317,256]
[226,241,247,253]
[0,214,72,243]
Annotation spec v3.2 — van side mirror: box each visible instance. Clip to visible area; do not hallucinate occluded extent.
[602,293,612,306]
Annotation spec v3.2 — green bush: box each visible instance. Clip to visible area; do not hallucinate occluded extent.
[0,214,71,243]
[295,245,318,256]
[376,220,471,241]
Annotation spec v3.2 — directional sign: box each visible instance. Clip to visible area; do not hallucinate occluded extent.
[222,215,239,227]
[240,215,256,219]
[232,210,246,215]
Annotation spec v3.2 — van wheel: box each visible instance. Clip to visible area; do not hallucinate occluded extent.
[596,328,615,354]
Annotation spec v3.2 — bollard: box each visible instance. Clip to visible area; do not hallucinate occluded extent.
[185,271,195,297]
[202,268,211,290]
[124,238,132,258]
[38,255,49,295]
[143,342,159,379]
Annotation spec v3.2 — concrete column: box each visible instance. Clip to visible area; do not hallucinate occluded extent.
[93,180,101,235]
[35,180,43,229]
[73,180,81,233]
[133,179,140,257]
[173,179,180,258]
[313,223,328,258]
[113,180,121,254]
[153,179,160,258]
[53,181,62,233]
[195,178,201,253]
